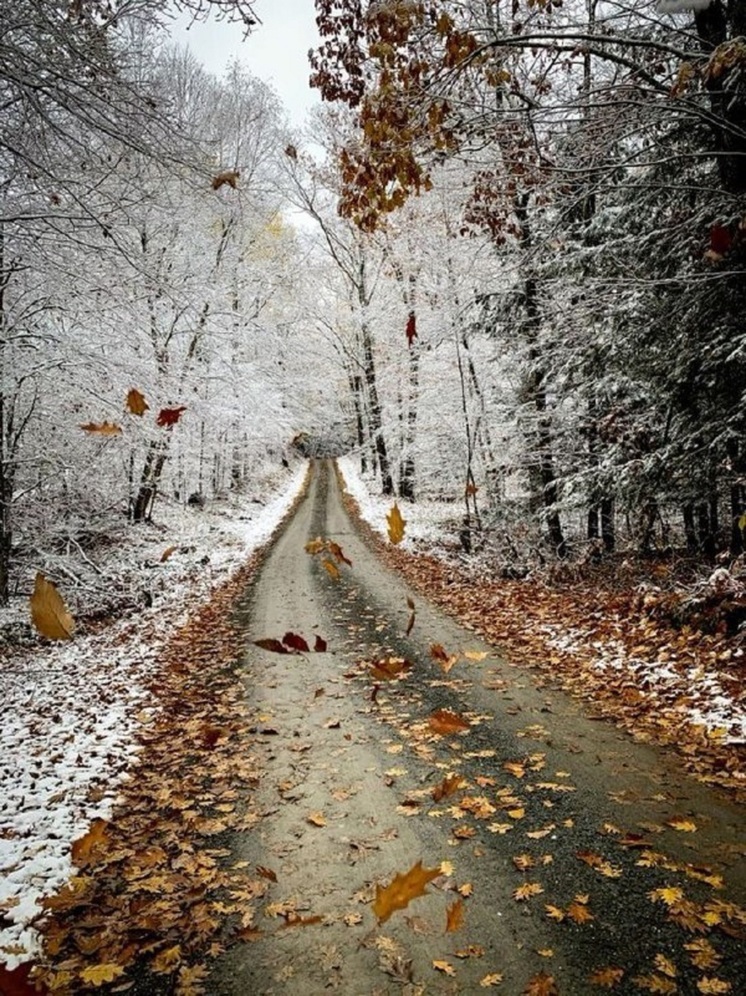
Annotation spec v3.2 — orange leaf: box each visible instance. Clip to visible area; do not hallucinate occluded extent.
[80,421,122,435]
[126,388,149,416]
[566,901,594,923]
[523,971,558,996]
[160,545,178,562]
[372,860,440,923]
[307,812,326,827]
[386,502,406,544]
[282,912,323,927]
[370,656,411,680]
[589,966,625,988]
[327,540,352,566]
[428,709,470,735]
[430,643,458,673]
[322,558,340,580]
[432,774,465,802]
[480,975,504,988]
[666,816,697,832]
[30,572,75,641]
[71,819,109,867]
[446,898,465,933]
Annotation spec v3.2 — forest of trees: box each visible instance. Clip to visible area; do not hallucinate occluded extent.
[2,0,745,607]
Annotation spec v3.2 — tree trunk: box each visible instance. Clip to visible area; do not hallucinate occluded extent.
[358,283,393,495]
[132,439,169,522]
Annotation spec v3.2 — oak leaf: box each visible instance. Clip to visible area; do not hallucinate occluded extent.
[446,898,464,933]
[513,882,543,901]
[433,960,456,976]
[152,945,182,974]
[428,709,470,735]
[80,964,125,986]
[80,421,122,435]
[71,818,109,867]
[589,966,624,988]
[30,572,75,640]
[481,975,504,988]
[372,860,440,923]
[156,406,187,428]
[523,972,558,996]
[387,502,406,544]
[126,388,149,416]
[697,979,731,994]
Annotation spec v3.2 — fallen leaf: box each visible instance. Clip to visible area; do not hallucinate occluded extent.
[387,502,406,544]
[433,774,466,802]
[430,643,458,673]
[254,638,289,654]
[322,559,340,580]
[589,967,624,988]
[80,964,125,987]
[464,650,489,662]
[372,860,441,923]
[71,818,109,867]
[632,974,677,994]
[256,866,277,882]
[667,816,698,833]
[523,971,558,995]
[480,974,504,987]
[433,960,456,976]
[0,964,44,996]
[513,882,544,901]
[566,902,594,923]
[80,421,122,435]
[282,912,323,927]
[446,898,464,933]
[406,596,416,635]
[684,939,721,970]
[151,945,182,974]
[697,979,731,994]
[282,632,310,653]
[371,656,411,680]
[545,904,565,921]
[428,709,470,735]
[455,945,485,958]
[126,388,149,416]
[307,812,326,827]
[30,572,75,640]
[314,635,328,652]
[653,953,677,978]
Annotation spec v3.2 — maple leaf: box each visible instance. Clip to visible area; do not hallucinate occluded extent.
[446,898,464,933]
[513,882,543,901]
[176,963,210,996]
[653,953,677,978]
[406,311,417,346]
[71,818,109,867]
[386,502,406,544]
[254,638,289,654]
[282,632,310,653]
[428,709,470,735]
[372,860,441,923]
[697,978,731,994]
[305,537,326,555]
[523,971,558,995]
[432,774,465,802]
[512,854,536,871]
[80,421,122,435]
[30,572,75,640]
[80,964,125,986]
[545,904,565,921]
[480,975,504,988]
[685,939,721,970]
[314,634,328,652]
[589,966,624,988]
[649,886,684,906]
[126,387,149,416]
[566,902,594,924]
[156,405,187,428]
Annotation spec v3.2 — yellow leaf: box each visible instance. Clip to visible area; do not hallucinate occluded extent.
[80,964,125,987]
[304,536,325,555]
[307,812,326,827]
[697,978,731,994]
[386,502,406,544]
[653,953,677,978]
[480,974,504,987]
[152,944,182,974]
[566,902,594,923]
[428,709,470,735]
[322,558,340,580]
[80,421,122,435]
[433,960,456,976]
[126,387,149,416]
[30,572,75,640]
[545,904,565,921]
[513,882,543,901]
[464,650,489,661]
[372,860,440,923]
[649,886,684,906]
[667,816,697,832]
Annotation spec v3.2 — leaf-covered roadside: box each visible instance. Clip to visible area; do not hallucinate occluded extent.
[29,555,269,994]
[341,487,745,803]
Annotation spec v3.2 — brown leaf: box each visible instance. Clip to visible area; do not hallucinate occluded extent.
[566,901,594,924]
[156,406,187,428]
[523,972,558,996]
[151,945,182,974]
[589,966,624,988]
[433,960,456,976]
[430,643,459,673]
[254,638,289,654]
[666,816,697,832]
[370,656,411,680]
[513,882,544,901]
[0,964,45,996]
[372,860,440,923]
[632,975,677,994]
[406,596,416,635]
[697,979,731,994]
[314,634,328,652]
[432,774,465,802]
[282,912,323,928]
[256,865,277,882]
[322,558,340,580]
[71,819,109,867]
[80,964,126,986]
[387,502,406,544]
[80,421,122,435]
[126,388,149,416]
[428,709,470,735]
[30,572,75,640]
[446,898,465,933]
[481,975,504,988]
[327,540,352,566]
[160,545,178,562]
[212,169,240,190]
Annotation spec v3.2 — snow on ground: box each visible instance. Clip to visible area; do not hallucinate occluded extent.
[0,462,307,969]
[338,456,746,746]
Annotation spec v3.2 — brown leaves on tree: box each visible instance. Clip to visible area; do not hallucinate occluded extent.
[126,388,149,416]
[156,406,187,428]
[386,502,406,544]
[30,572,75,641]
[372,860,441,923]
[80,421,122,435]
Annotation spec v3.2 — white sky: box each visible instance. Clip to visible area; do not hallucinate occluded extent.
[169,0,322,127]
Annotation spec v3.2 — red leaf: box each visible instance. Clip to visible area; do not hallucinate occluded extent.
[282,632,310,653]
[0,963,47,995]
[156,406,187,428]
[254,638,289,654]
[406,311,417,346]
[314,635,328,652]
[710,224,731,255]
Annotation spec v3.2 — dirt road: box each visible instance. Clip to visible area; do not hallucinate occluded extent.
[210,460,745,995]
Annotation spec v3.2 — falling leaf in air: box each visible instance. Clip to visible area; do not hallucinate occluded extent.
[666,816,698,832]
[387,502,406,544]
[589,966,624,988]
[254,638,289,654]
[71,819,109,867]
[327,540,352,566]
[446,898,465,932]
[305,537,326,555]
[282,632,310,653]
[322,558,340,580]
[156,406,187,428]
[428,709,470,735]
[523,971,558,996]
[160,545,178,562]
[432,774,465,802]
[513,882,544,901]
[80,964,125,986]
[406,311,417,346]
[314,634,328,652]
[430,643,458,673]
[372,860,441,923]
[433,960,456,976]
[406,596,416,635]
[212,169,240,190]
[30,572,75,640]
[126,388,149,415]
[80,421,122,435]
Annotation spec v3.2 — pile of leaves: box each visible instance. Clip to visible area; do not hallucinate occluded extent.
[340,484,746,802]
[25,544,295,992]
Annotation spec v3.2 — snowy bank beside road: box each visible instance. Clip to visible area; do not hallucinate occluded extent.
[0,462,307,969]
